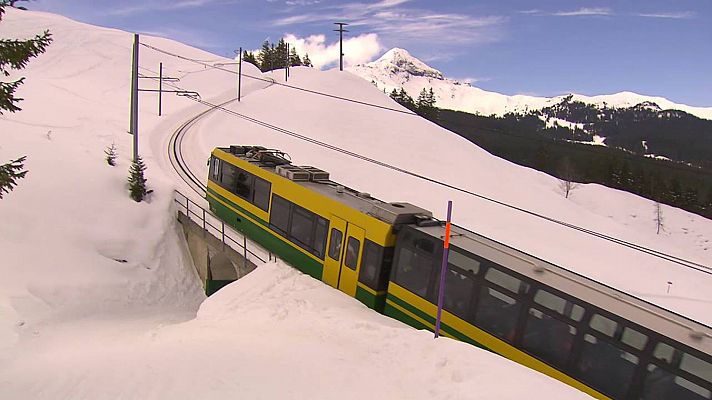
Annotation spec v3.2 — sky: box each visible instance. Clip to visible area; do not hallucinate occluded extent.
[26,0,712,106]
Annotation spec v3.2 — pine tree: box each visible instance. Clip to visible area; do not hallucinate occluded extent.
[0,1,52,199]
[0,156,26,199]
[256,40,272,72]
[128,156,148,202]
[242,51,258,67]
[415,87,438,120]
[289,47,302,66]
[303,53,313,67]
[104,142,117,166]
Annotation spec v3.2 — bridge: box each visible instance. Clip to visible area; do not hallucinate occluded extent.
[173,190,272,295]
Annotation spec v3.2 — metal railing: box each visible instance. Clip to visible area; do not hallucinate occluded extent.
[173,190,272,264]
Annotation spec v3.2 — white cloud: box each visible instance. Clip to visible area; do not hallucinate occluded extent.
[552,7,612,17]
[284,33,382,69]
[272,1,505,45]
[635,11,695,19]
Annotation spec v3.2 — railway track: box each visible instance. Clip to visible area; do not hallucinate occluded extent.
[168,97,236,197]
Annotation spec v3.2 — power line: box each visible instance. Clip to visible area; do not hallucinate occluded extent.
[139,42,417,116]
[136,43,710,274]
[173,94,711,275]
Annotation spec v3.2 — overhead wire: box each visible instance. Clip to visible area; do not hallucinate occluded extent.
[139,43,712,275]
[139,42,417,116]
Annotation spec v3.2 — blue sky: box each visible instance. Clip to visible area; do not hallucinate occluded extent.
[30,0,712,106]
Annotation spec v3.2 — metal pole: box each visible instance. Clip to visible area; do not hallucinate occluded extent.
[243,235,248,270]
[285,43,289,81]
[238,47,242,102]
[130,33,140,161]
[334,23,348,71]
[158,62,163,116]
[435,200,453,338]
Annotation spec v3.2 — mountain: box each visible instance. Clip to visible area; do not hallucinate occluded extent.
[348,48,712,120]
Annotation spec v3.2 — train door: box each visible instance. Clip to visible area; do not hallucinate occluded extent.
[338,223,365,297]
[322,216,347,288]
[321,215,365,297]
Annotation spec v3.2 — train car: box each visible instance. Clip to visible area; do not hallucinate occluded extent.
[206,145,432,310]
[206,145,712,400]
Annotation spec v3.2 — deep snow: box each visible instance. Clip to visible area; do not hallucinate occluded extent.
[1,8,710,399]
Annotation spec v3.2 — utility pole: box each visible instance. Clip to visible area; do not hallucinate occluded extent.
[334,22,348,71]
[130,33,139,162]
[285,43,289,81]
[139,63,179,116]
[235,47,242,101]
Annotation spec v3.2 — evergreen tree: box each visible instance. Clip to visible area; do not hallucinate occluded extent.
[274,38,287,70]
[0,156,26,199]
[0,1,52,199]
[389,87,416,111]
[242,51,258,67]
[128,156,148,202]
[289,47,302,66]
[415,87,438,120]
[105,142,117,166]
[303,53,313,67]
[256,40,272,72]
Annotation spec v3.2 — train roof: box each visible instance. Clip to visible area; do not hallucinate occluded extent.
[411,222,712,355]
[215,146,433,226]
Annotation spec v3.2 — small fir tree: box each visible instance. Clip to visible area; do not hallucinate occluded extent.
[128,156,148,202]
[0,156,27,199]
[242,51,258,67]
[302,53,313,67]
[105,142,117,166]
[289,46,302,66]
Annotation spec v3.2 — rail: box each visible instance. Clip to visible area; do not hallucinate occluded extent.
[173,190,272,264]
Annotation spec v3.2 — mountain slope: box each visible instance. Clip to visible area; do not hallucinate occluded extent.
[348,48,712,120]
[0,8,591,399]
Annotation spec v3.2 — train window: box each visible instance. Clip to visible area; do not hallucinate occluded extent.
[533,290,584,322]
[235,169,254,200]
[211,157,220,180]
[447,249,480,275]
[359,240,382,289]
[485,267,529,296]
[621,327,648,351]
[392,246,434,298]
[345,237,360,270]
[443,268,476,318]
[269,195,291,235]
[681,353,712,383]
[313,217,328,258]
[575,334,638,399]
[290,205,316,249]
[590,314,618,337]
[654,342,676,364]
[328,228,343,261]
[220,163,239,192]
[474,287,522,342]
[522,308,577,368]
[253,177,271,211]
[641,364,712,400]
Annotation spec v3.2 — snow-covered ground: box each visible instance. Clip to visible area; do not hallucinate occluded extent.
[349,48,712,120]
[1,8,711,399]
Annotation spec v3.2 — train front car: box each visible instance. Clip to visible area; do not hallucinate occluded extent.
[386,223,712,400]
[206,145,424,311]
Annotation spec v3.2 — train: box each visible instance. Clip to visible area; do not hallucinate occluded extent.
[206,145,712,400]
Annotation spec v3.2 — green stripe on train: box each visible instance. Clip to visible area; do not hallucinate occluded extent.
[207,194,324,280]
[355,286,387,312]
[385,294,487,349]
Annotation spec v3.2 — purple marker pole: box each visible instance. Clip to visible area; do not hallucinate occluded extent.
[434,200,453,339]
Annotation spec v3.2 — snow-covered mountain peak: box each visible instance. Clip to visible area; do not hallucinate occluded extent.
[348,49,712,120]
[363,47,446,81]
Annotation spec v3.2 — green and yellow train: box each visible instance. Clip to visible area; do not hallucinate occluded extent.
[207,145,712,400]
